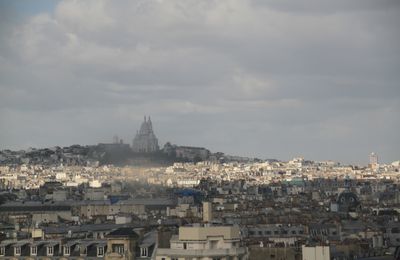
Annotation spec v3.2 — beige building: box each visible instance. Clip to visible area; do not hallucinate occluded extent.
[105,228,139,260]
[156,225,247,260]
[302,245,330,260]
[202,202,212,223]
[79,201,145,219]
[248,245,301,260]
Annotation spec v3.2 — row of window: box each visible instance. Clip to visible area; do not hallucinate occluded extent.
[248,230,304,236]
[2,244,149,257]
[63,246,87,255]
[110,245,148,257]
[310,230,337,236]
[0,246,47,256]
[0,245,104,257]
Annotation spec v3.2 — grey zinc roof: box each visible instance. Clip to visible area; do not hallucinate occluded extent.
[13,240,32,247]
[139,231,157,248]
[45,241,60,247]
[0,240,16,247]
[64,240,80,247]
[43,223,134,234]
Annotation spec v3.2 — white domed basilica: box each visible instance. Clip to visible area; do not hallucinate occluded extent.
[132,116,159,153]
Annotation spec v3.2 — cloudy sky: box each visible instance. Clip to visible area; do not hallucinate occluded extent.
[0,0,399,164]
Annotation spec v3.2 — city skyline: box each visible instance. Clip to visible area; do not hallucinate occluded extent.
[0,116,394,166]
[1,0,399,164]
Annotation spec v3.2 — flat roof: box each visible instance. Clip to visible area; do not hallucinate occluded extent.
[179,225,240,241]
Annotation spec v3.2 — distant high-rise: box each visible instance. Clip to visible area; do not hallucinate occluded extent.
[113,135,119,144]
[132,116,159,153]
[369,152,379,170]
[369,152,378,165]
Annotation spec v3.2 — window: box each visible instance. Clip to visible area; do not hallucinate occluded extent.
[31,246,37,255]
[292,230,296,235]
[210,241,218,249]
[112,244,125,254]
[98,246,104,256]
[0,247,4,256]
[183,243,187,249]
[64,246,70,255]
[15,246,21,255]
[140,247,148,257]
[47,246,54,256]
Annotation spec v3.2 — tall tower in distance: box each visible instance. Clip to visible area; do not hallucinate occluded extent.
[113,135,119,144]
[369,152,379,171]
[132,116,160,153]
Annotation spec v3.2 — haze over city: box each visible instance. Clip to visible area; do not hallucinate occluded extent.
[1,0,399,164]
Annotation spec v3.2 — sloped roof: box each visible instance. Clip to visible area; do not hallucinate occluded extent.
[107,228,139,238]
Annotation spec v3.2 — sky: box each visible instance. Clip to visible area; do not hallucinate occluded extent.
[0,0,399,164]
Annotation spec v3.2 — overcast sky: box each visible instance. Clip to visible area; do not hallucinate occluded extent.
[0,0,399,164]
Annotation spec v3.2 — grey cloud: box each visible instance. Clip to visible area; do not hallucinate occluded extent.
[0,0,399,164]
[250,0,400,14]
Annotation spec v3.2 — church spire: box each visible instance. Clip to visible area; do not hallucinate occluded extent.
[148,116,153,131]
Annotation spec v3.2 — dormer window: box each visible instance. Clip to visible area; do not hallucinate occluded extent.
[47,246,54,256]
[64,246,70,255]
[140,247,148,257]
[112,244,124,254]
[15,246,21,256]
[97,246,104,257]
[31,246,37,256]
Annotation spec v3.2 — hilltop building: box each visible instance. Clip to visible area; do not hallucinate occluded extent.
[163,143,210,161]
[132,116,159,153]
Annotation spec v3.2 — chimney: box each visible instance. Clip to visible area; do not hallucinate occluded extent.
[157,226,173,248]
